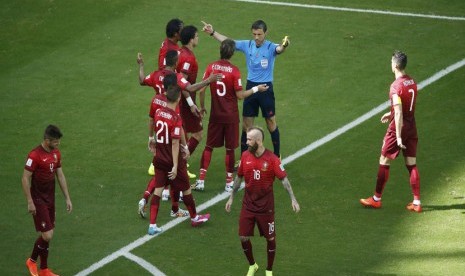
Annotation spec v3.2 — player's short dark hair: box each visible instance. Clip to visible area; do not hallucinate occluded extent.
[392,50,407,70]
[220,39,236,60]
[251,20,267,32]
[180,25,198,46]
[165,50,178,67]
[163,73,177,90]
[166,18,183,38]
[248,126,265,142]
[44,125,63,140]
[166,85,181,103]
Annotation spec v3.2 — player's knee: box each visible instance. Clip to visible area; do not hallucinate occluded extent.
[41,230,53,242]
[239,236,249,242]
[267,237,275,242]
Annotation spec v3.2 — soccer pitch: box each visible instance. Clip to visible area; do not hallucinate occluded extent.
[1,1,464,275]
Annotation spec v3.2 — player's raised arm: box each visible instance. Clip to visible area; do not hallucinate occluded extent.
[137,53,146,85]
[201,21,228,42]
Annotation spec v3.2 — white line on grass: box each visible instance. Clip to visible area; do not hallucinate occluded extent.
[229,0,465,21]
[75,57,465,275]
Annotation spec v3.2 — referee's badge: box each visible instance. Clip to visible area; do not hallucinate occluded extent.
[260,59,268,68]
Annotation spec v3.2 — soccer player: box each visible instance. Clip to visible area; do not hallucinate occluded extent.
[176,25,204,158]
[158,18,183,69]
[202,20,290,159]
[137,51,221,205]
[225,127,300,276]
[22,125,73,276]
[360,51,422,212]
[148,85,210,235]
[193,39,269,192]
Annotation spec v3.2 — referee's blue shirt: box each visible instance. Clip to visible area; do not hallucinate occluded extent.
[235,40,278,83]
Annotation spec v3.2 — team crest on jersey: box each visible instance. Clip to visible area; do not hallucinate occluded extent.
[262,161,269,171]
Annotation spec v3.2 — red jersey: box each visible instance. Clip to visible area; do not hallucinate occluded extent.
[177,46,198,84]
[158,38,180,69]
[142,68,173,95]
[149,94,180,120]
[24,145,62,205]
[203,59,243,123]
[154,107,183,170]
[237,149,287,214]
[388,75,417,132]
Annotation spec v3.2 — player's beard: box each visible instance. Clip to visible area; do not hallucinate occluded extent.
[248,143,258,154]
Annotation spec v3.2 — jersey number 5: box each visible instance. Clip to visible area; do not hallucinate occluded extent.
[156,121,169,144]
[216,76,226,97]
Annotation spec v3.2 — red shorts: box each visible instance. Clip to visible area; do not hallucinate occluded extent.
[181,107,203,133]
[154,161,190,193]
[381,127,418,159]
[206,122,239,149]
[238,208,275,239]
[33,203,55,232]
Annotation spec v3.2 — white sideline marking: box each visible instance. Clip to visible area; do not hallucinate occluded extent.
[76,57,465,276]
[229,0,465,21]
[123,252,166,276]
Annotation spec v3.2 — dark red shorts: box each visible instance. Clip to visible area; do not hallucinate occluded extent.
[206,122,239,149]
[33,203,55,232]
[181,107,203,133]
[381,127,418,159]
[154,161,190,193]
[238,208,275,239]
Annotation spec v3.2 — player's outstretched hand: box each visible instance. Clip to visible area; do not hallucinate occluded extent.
[256,84,269,92]
[225,197,233,212]
[137,53,143,64]
[397,137,407,149]
[291,199,300,213]
[201,21,214,35]
[380,112,390,123]
[190,105,201,117]
[168,166,178,180]
[282,36,290,47]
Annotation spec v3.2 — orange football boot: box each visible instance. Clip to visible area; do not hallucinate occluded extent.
[360,197,382,208]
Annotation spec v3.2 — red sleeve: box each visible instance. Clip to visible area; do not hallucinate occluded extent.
[143,72,155,87]
[273,156,287,180]
[170,114,183,140]
[233,67,243,92]
[24,151,38,172]
[176,73,190,91]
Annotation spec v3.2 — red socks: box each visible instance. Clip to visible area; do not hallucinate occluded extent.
[149,195,161,224]
[267,238,276,271]
[241,239,255,265]
[375,165,390,197]
[406,165,420,199]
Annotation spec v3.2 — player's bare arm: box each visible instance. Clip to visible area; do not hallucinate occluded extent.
[236,84,269,100]
[225,175,243,212]
[201,21,228,42]
[282,177,300,213]
[56,167,73,213]
[393,103,406,149]
[169,138,180,180]
[276,35,290,54]
[21,169,36,215]
[180,128,190,160]
[137,53,146,85]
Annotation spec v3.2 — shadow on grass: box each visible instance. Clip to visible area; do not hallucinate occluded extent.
[422,202,465,213]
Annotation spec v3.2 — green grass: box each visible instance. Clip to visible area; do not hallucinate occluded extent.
[1,0,464,275]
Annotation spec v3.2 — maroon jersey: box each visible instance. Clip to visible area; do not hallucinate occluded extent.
[143,68,173,95]
[154,107,183,170]
[203,59,243,123]
[177,46,198,84]
[24,145,62,205]
[158,38,180,70]
[388,75,418,132]
[149,94,180,121]
[238,149,287,214]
